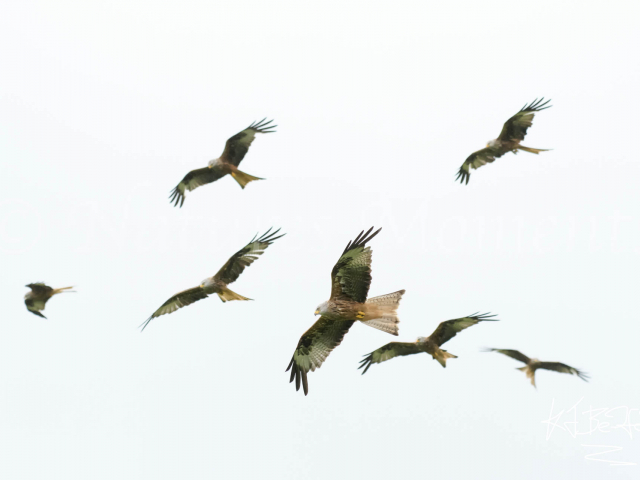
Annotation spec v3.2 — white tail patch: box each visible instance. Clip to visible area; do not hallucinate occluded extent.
[361,289,405,335]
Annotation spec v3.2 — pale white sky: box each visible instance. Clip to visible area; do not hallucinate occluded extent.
[1,0,639,478]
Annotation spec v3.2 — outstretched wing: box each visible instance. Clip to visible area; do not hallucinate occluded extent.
[456,148,500,185]
[141,286,209,331]
[430,312,498,346]
[25,298,47,318]
[358,342,423,374]
[220,118,276,167]
[213,228,284,285]
[26,283,53,296]
[485,348,531,365]
[169,167,227,208]
[286,317,355,395]
[538,362,589,381]
[329,227,381,303]
[497,98,551,143]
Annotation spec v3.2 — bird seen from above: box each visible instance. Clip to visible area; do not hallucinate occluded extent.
[169,118,276,207]
[456,98,551,185]
[24,283,75,319]
[140,228,284,331]
[484,348,589,388]
[359,312,498,374]
[287,227,405,395]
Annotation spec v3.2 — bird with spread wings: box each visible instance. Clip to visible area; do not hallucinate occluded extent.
[359,313,498,373]
[24,283,74,319]
[484,348,589,388]
[141,228,284,331]
[286,227,405,395]
[456,98,551,184]
[169,118,276,207]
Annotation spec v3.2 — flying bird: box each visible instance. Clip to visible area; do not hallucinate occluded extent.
[169,118,276,207]
[141,228,284,331]
[456,98,551,184]
[484,348,589,388]
[24,283,74,318]
[359,312,498,373]
[286,227,405,395]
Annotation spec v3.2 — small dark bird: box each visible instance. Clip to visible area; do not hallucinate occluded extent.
[359,312,498,374]
[24,283,74,319]
[484,348,589,388]
[456,98,551,184]
[170,118,276,207]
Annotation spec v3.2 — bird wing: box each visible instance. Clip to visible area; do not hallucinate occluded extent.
[485,348,531,365]
[329,227,381,303]
[286,317,356,395]
[169,167,227,207]
[220,118,276,167]
[358,342,423,374]
[430,312,498,346]
[538,362,589,381]
[25,298,47,318]
[213,228,284,285]
[26,283,53,296]
[497,98,551,143]
[456,147,501,185]
[141,286,209,331]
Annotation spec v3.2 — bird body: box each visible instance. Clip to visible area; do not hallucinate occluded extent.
[141,228,284,330]
[359,313,498,374]
[169,118,276,207]
[485,349,589,388]
[456,98,551,184]
[287,227,406,395]
[24,283,74,318]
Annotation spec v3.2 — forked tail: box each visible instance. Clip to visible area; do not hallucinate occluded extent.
[216,286,252,303]
[361,289,405,336]
[517,366,537,388]
[517,145,550,154]
[433,348,457,368]
[230,168,263,189]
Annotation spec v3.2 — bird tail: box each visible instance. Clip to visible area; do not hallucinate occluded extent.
[230,169,263,189]
[433,348,457,368]
[52,286,75,295]
[516,145,550,154]
[517,366,537,388]
[361,289,405,336]
[216,286,252,303]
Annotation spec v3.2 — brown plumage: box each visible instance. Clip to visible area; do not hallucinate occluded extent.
[286,227,405,395]
[140,228,284,331]
[485,348,589,388]
[169,118,276,207]
[359,313,498,373]
[456,98,551,184]
[24,283,74,319]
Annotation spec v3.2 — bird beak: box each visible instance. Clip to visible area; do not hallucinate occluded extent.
[314,309,320,316]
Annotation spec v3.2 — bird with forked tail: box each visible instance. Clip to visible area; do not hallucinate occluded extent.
[169,118,276,207]
[456,98,551,184]
[24,283,75,319]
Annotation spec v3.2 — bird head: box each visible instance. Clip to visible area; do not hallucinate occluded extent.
[315,301,329,316]
[416,336,428,344]
[486,139,499,148]
[200,278,214,289]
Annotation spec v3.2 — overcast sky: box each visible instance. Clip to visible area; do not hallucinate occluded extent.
[1,0,639,478]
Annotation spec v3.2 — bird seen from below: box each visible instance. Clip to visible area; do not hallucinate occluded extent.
[287,227,405,395]
[456,98,551,184]
[140,228,284,331]
[359,312,498,374]
[484,348,589,388]
[169,118,276,207]
[24,283,75,319]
